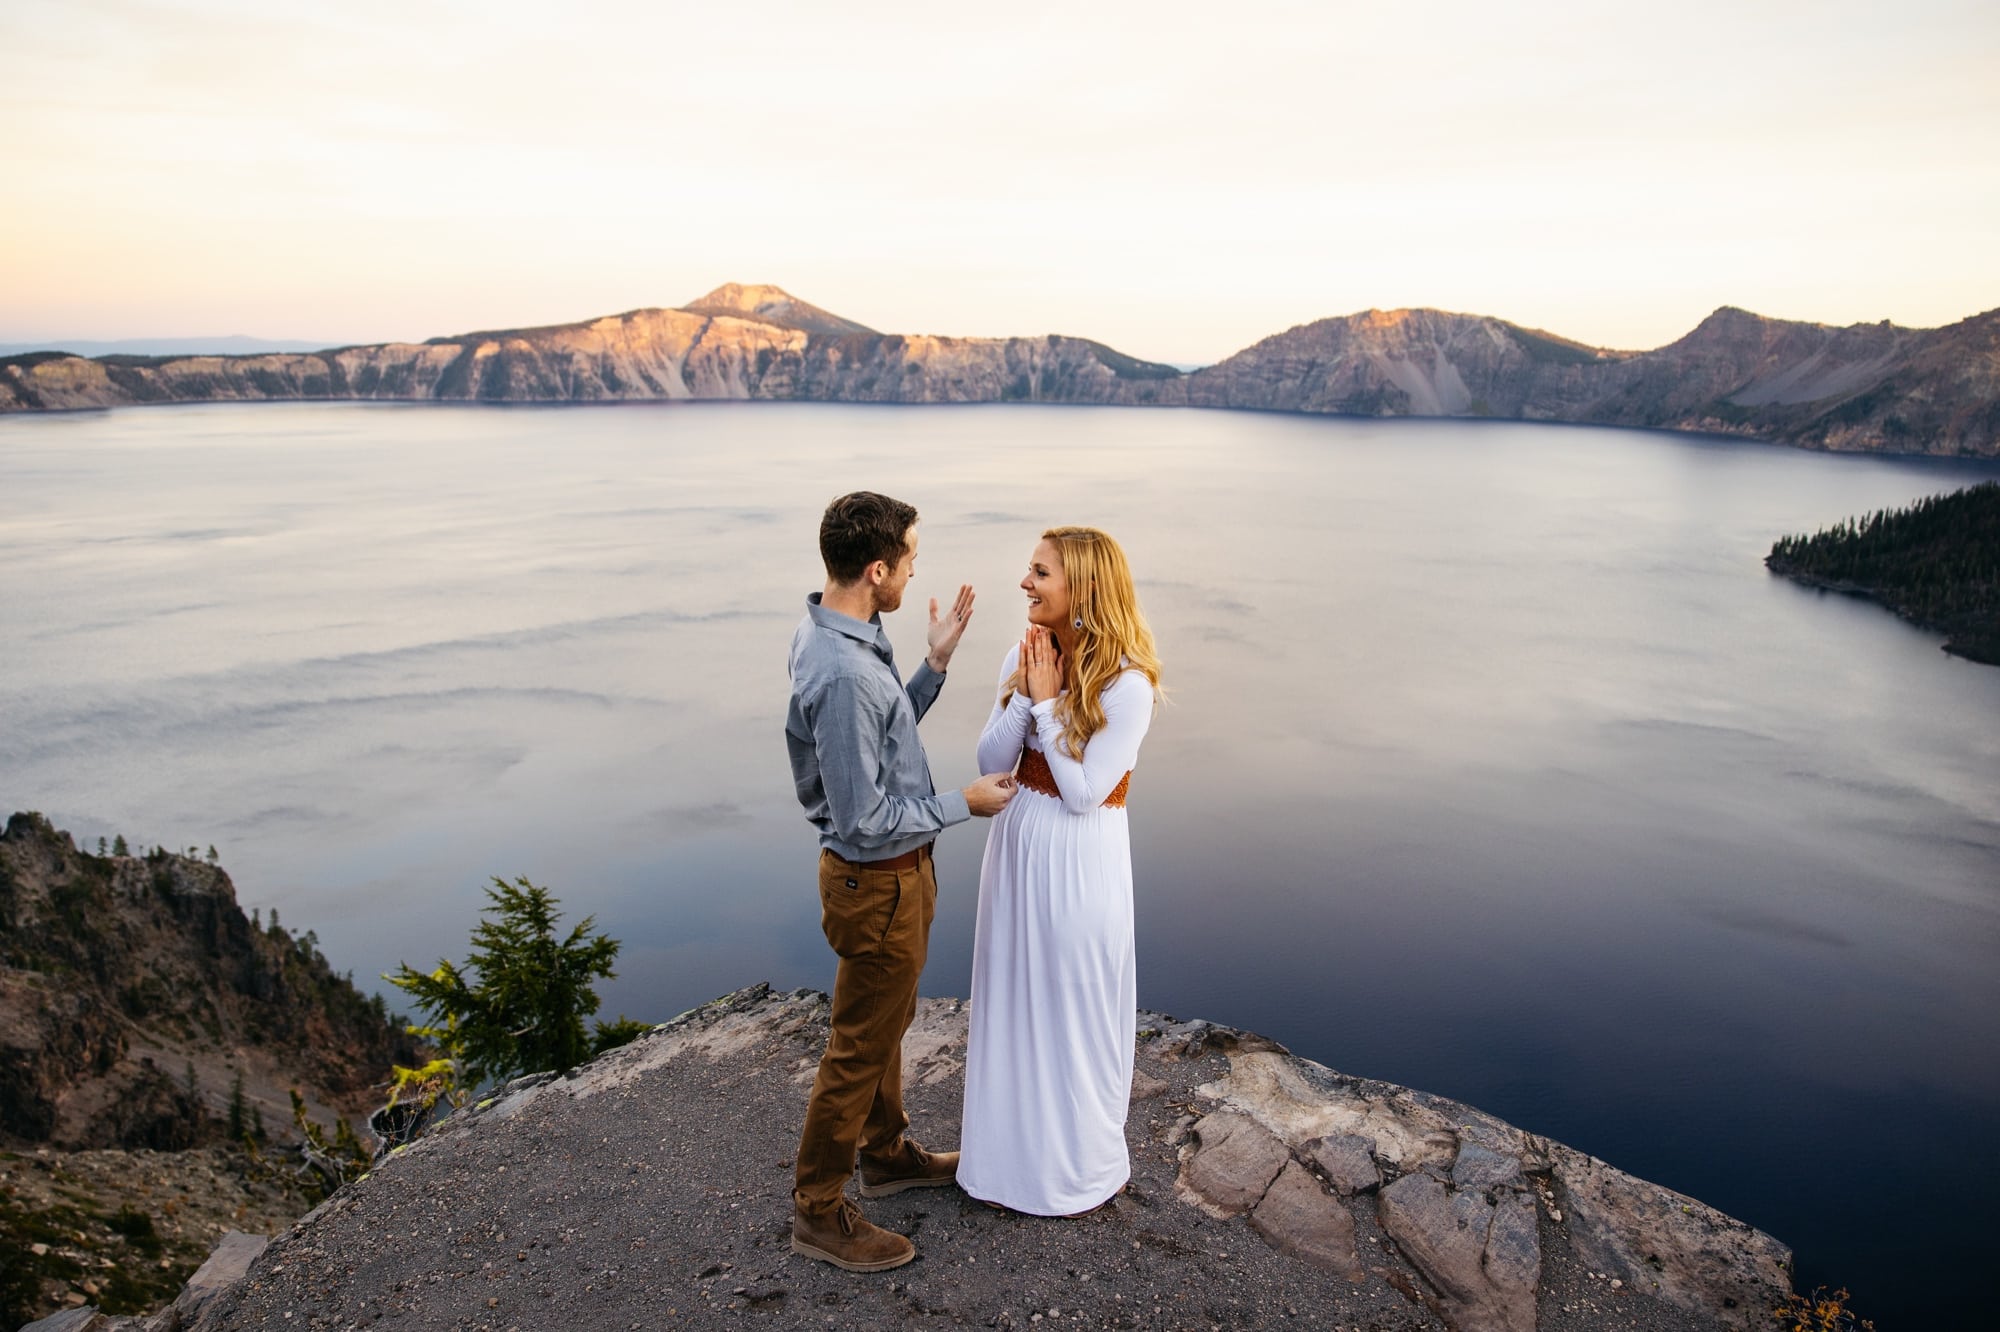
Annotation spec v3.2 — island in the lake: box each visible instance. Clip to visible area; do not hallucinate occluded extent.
[1768,482,2000,664]
[2,282,1996,459]
[3,812,1798,1331]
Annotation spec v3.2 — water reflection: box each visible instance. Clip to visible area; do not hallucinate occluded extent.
[2,401,1997,1324]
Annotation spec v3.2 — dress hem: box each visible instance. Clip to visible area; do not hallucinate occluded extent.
[958,1171,1131,1218]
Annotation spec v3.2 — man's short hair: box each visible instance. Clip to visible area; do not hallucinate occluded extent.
[820,491,919,584]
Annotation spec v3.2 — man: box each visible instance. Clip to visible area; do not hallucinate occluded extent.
[785,491,1016,1272]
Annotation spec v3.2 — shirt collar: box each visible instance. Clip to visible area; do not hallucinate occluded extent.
[806,591,889,648]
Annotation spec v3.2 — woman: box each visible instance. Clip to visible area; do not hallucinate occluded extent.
[957,526,1163,1216]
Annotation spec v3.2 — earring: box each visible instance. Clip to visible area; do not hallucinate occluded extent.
[1072,616,1084,630]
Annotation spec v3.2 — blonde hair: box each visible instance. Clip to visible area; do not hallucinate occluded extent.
[1007,526,1163,757]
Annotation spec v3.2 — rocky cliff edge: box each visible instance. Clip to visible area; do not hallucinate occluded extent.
[37,982,1792,1332]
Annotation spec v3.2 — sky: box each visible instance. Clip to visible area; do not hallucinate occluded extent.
[3,0,1997,365]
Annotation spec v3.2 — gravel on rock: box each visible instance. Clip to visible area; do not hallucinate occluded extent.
[165,984,1762,1332]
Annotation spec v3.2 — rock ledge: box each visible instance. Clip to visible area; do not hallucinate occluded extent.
[33,983,1791,1332]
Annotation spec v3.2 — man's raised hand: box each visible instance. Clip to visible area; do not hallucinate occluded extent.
[926,583,976,672]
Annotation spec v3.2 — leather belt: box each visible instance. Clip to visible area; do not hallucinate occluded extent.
[844,842,933,872]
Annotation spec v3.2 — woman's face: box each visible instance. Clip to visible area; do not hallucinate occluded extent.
[1021,538,1071,630]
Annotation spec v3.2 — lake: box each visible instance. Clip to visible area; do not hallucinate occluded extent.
[3,401,1995,1324]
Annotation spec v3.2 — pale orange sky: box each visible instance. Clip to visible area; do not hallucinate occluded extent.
[3,0,1997,364]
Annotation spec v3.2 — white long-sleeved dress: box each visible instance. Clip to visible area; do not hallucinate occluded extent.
[957,644,1154,1215]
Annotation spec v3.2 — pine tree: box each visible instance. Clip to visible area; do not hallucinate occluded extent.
[387,876,626,1089]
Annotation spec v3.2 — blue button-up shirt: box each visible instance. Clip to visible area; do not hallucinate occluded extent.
[786,593,971,861]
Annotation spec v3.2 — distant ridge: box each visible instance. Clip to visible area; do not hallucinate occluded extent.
[0,335,333,358]
[2,286,1994,458]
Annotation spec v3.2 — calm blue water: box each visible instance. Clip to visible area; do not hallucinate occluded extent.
[3,401,1995,1324]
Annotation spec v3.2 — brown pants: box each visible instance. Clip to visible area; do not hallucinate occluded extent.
[794,844,937,1215]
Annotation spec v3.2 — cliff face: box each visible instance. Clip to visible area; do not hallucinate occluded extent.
[0,287,1183,414]
[2,284,1993,457]
[1167,307,1615,419]
[1164,304,2000,457]
[1791,307,2000,455]
[0,813,423,1151]
[1545,306,1996,454]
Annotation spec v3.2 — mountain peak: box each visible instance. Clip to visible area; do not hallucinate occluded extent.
[1695,305,1769,327]
[680,283,876,336]
[690,282,795,311]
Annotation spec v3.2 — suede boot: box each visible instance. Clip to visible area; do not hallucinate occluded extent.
[857,1139,960,1198]
[790,1200,915,1272]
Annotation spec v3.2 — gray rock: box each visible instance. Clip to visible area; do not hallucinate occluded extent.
[1551,1141,1792,1329]
[1484,1190,1541,1310]
[16,1310,159,1332]
[1452,1139,1524,1192]
[1193,1051,1460,1174]
[1176,1110,1291,1216]
[1129,1071,1170,1101]
[18,1309,115,1332]
[1146,1015,1288,1063]
[1186,1042,1792,1324]
[171,1231,269,1325]
[1377,1172,1540,1332]
[1249,1160,1365,1281]
[1304,1132,1381,1195]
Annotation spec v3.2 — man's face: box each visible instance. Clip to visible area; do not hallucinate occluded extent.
[875,524,918,613]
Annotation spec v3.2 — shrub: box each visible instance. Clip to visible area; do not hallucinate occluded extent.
[1773,1286,1875,1332]
[290,1090,370,1199]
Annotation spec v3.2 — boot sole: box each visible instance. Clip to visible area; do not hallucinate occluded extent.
[790,1234,915,1272]
[856,1174,959,1199]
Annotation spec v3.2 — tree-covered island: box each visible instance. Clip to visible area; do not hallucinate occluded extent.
[1767,481,2000,665]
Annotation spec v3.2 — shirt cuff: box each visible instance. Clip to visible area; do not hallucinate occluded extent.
[937,788,971,826]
